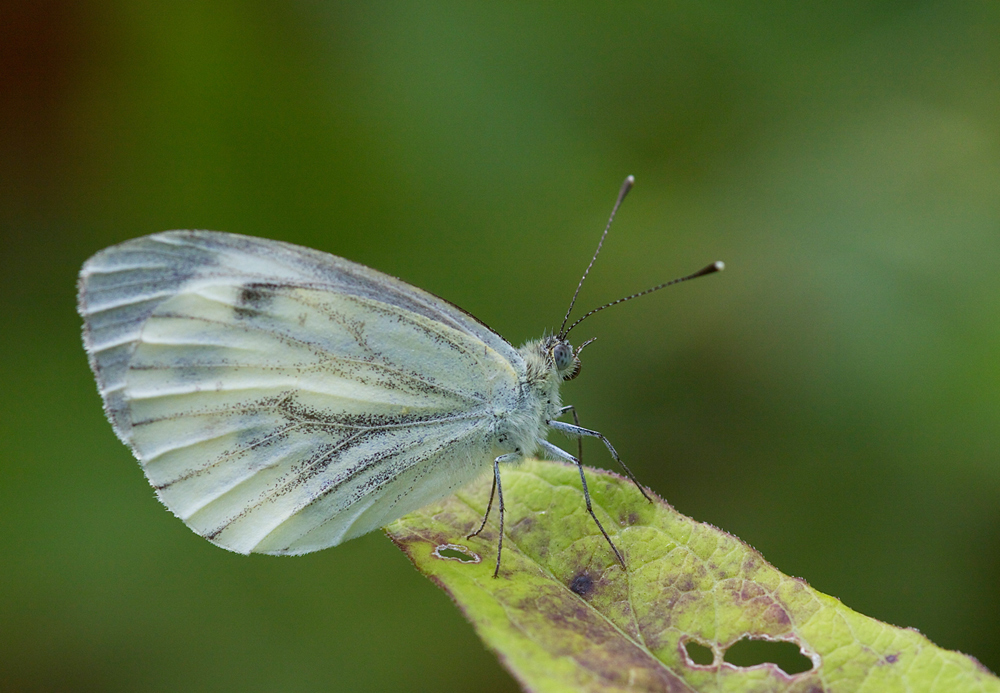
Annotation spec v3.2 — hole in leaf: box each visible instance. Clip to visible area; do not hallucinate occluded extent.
[684,640,715,666]
[432,544,480,563]
[723,637,813,674]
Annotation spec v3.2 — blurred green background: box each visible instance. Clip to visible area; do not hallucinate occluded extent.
[2,2,998,691]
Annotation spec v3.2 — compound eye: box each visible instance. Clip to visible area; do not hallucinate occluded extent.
[553,342,574,370]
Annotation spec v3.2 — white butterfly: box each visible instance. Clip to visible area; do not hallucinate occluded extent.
[78,177,721,575]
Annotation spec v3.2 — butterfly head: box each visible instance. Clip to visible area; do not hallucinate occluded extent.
[544,335,596,382]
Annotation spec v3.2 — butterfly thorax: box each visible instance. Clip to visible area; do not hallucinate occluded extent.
[491,336,580,459]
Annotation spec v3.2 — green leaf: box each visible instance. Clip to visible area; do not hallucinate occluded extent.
[385,459,999,693]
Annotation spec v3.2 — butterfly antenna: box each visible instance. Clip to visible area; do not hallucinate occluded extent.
[558,175,635,338]
[564,261,724,337]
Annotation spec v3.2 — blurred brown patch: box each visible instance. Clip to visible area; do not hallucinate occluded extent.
[0,0,88,207]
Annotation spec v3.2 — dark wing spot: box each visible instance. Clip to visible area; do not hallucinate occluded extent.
[236,282,279,319]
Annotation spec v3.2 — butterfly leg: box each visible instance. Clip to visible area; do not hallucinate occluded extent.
[553,405,586,472]
[548,416,652,502]
[537,439,626,569]
[467,473,497,540]
[485,452,520,578]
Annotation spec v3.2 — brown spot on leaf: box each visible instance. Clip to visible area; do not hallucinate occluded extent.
[715,579,794,635]
[569,572,594,597]
[765,603,792,627]
[510,515,535,535]
[508,583,691,691]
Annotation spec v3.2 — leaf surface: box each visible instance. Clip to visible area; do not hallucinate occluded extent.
[386,459,999,693]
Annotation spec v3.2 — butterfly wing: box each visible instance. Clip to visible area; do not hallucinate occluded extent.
[79,231,522,554]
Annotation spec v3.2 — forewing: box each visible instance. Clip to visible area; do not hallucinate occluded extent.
[78,231,519,554]
[79,231,521,440]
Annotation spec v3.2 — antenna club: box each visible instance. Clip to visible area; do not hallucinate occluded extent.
[689,261,724,279]
[617,176,635,204]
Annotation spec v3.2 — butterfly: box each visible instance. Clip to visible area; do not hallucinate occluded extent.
[78,176,722,576]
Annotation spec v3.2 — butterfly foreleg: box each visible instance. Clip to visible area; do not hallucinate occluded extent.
[552,405,585,469]
[537,439,626,569]
[546,419,652,502]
